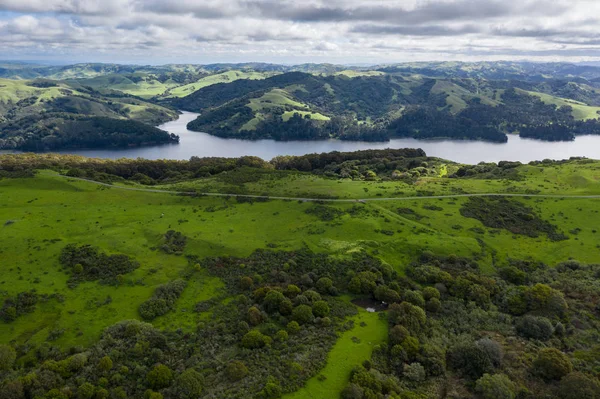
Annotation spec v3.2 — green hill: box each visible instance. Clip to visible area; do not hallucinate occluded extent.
[0,78,178,150]
[178,71,600,142]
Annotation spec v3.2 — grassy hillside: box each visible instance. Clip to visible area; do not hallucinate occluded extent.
[0,78,178,150]
[165,70,276,98]
[1,152,600,398]
[180,71,600,142]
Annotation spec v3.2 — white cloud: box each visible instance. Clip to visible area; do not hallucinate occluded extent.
[0,0,600,63]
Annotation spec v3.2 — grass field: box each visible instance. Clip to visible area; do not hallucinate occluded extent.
[284,309,387,399]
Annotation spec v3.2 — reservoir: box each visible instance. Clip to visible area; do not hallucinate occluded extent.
[24,111,600,164]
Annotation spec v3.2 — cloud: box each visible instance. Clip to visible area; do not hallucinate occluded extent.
[0,0,600,63]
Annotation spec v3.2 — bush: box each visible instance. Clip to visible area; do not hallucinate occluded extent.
[475,373,516,399]
[422,287,440,300]
[287,321,300,334]
[0,345,16,371]
[59,244,139,284]
[390,325,410,346]
[533,348,572,380]
[403,362,426,382]
[447,342,493,379]
[226,361,249,382]
[388,302,427,334]
[98,356,113,372]
[312,301,330,317]
[147,364,173,390]
[292,304,314,324]
[516,316,554,340]
[241,330,271,349]
[139,279,187,320]
[176,369,203,398]
[77,382,95,399]
[476,338,503,367]
[558,372,600,399]
[341,383,364,399]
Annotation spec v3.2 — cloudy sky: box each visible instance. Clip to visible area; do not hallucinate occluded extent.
[1,0,600,65]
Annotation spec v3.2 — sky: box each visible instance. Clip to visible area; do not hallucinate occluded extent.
[1,0,600,65]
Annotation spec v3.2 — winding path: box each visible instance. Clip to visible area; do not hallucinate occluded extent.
[62,175,600,202]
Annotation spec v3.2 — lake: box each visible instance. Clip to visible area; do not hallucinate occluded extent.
[13,111,600,164]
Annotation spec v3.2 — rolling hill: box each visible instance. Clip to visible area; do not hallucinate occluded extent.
[0,78,179,150]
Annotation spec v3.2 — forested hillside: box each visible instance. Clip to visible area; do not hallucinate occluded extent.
[178,70,600,142]
[0,78,178,150]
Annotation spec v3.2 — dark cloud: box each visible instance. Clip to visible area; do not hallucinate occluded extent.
[352,24,482,37]
[245,0,527,24]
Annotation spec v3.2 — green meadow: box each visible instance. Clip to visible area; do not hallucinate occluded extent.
[284,309,388,399]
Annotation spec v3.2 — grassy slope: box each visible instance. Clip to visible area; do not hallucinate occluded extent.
[0,78,177,124]
[431,80,500,113]
[284,309,387,399]
[166,71,275,98]
[520,89,600,120]
[68,74,179,99]
[241,89,330,130]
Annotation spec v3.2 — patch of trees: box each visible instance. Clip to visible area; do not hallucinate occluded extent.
[391,106,509,143]
[341,251,600,398]
[1,248,599,398]
[138,279,187,320]
[305,204,345,221]
[451,161,523,180]
[271,148,426,172]
[0,114,178,151]
[0,290,38,322]
[59,244,139,285]
[159,230,187,254]
[520,119,600,141]
[460,197,568,241]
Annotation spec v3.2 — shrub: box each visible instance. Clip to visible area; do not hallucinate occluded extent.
[403,290,426,307]
[447,342,493,379]
[403,362,426,382]
[160,230,187,254]
[390,325,410,346]
[286,321,300,334]
[341,383,364,399]
[147,364,173,390]
[312,301,330,317]
[292,304,314,325]
[77,382,95,399]
[475,373,516,399]
[533,348,572,380]
[176,369,203,398]
[59,244,139,284]
[476,338,503,367]
[241,330,271,349]
[98,356,113,372]
[425,298,441,313]
[0,345,16,371]
[226,361,249,382]
[558,372,600,399]
[422,287,440,300]
[516,316,554,340]
[388,302,427,334]
[139,279,187,320]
